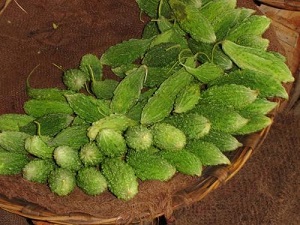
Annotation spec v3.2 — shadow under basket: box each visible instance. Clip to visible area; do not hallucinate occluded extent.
[0,1,300,225]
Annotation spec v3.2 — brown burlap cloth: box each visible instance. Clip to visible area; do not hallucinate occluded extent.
[0,0,299,225]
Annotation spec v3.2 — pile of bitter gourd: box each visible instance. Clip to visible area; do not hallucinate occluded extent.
[0,0,294,201]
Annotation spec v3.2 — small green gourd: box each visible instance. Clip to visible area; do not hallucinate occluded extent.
[76,167,107,196]
[151,123,186,151]
[48,168,76,196]
[101,158,139,201]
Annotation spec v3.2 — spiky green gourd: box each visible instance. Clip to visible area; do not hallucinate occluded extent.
[124,125,153,151]
[193,105,249,134]
[91,79,119,100]
[151,123,186,151]
[174,82,201,113]
[20,113,74,137]
[48,168,76,196]
[63,69,89,92]
[169,0,216,43]
[22,159,56,183]
[186,140,231,166]
[65,93,110,123]
[96,129,127,158]
[0,114,34,132]
[0,152,29,175]
[222,40,294,83]
[141,68,193,125]
[76,167,107,196]
[200,130,243,152]
[200,84,258,110]
[0,131,30,154]
[111,66,147,114]
[100,38,152,67]
[101,158,138,201]
[53,146,82,171]
[164,113,211,139]
[159,149,202,176]
[183,61,224,84]
[49,125,90,150]
[87,114,137,141]
[210,69,289,99]
[239,98,278,116]
[24,99,73,118]
[127,151,176,181]
[79,142,104,167]
[25,135,55,159]
[79,53,103,81]
[233,113,272,135]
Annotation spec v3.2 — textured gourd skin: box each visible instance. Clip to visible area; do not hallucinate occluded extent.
[101,158,139,201]
[26,87,74,102]
[200,84,258,110]
[141,68,193,125]
[48,168,76,196]
[163,113,211,139]
[239,98,278,116]
[0,131,30,154]
[124,125,153,151]
[142,42,183,67]
[186,140,231,166]
[22,159,56,183]
[65,93,110,123]
[174,83,201,113]
[79,142,104,167]
[87,114,137,141]
[0,152,29,175]
[91,79,118,100]
[23,99,73,118]
[79,54,103,81]
[96,128,127,158]
[183,62,224,84]
[100,38,152,67]
[160,149,202,176]
[49,125,90,150]
[169,0,216,43]
[210,69,289,99]
[233,112,272,135]
[20,113,74,137]
[25,135,55,159]
[200,130,242,152]
[151,123,187,151]
[127,150,176,181]
[111,66,146,114]
[193,105,249,134]
[226,15,271,42]
[76,167,107,196]
[222,40,294,83]
[53,146,82,171]
[63,69,89,92]
[0,114,35,132]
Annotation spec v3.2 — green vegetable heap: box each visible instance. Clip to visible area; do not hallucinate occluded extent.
[0,0,294,201]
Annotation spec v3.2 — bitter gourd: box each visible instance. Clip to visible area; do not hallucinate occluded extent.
[151,123,186,151]
[76,167,107,196]
[127,150,176,181]
[159,149,202,176]
[96,128,127,158]
[101,158,138,201]
[0,152,29,175]
[222,40,294,83]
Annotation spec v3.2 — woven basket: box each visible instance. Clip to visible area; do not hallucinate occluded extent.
[0,1,299,225]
